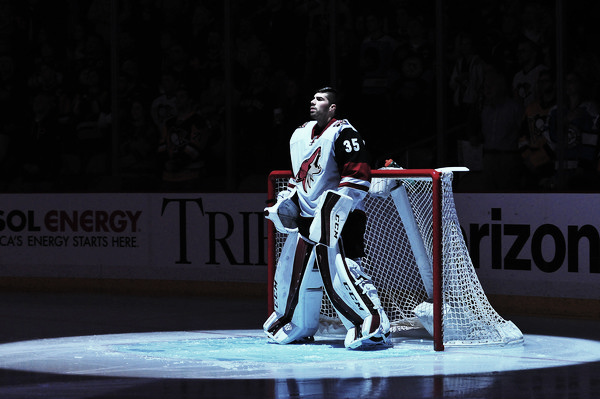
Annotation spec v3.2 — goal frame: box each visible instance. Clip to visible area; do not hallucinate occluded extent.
[266,169,446,350]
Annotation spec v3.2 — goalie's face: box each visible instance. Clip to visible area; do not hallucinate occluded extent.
[310,92,336,125]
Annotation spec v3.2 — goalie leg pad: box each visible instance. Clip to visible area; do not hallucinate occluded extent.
[316,245,390,348]
[331,254,385,322]
[264,233,323,344]
[309,190,353,247]
[315,246,366,329]
[264,286,322,345]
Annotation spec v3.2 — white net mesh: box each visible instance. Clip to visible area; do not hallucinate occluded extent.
[270,170,523,347]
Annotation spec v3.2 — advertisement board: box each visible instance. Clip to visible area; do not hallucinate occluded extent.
[0,192,598,300]
[0,193,267,284]
[455,193,600,299]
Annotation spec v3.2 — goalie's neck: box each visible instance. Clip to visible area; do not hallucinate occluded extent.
[312,118,337,139]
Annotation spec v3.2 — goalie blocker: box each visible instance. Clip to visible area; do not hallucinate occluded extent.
[308,190,353,247]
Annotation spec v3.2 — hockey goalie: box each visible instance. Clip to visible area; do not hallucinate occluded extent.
[263,86,390,349]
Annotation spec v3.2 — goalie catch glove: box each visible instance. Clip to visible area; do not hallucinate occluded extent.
[264,188,300,234]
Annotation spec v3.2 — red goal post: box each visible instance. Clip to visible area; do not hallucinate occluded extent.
[266,168,522,351]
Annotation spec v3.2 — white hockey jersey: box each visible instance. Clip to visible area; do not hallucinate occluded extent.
[288,118,371,217]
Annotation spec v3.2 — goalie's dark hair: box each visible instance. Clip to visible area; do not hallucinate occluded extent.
[316,86,340,115]
[316,86,337,103]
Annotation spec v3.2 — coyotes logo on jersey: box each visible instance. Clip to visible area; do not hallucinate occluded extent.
[295,147,322,192]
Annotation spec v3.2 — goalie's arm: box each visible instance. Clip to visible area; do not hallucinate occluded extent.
[334,127,371,210]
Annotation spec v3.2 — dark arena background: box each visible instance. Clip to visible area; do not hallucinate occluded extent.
[0,1,599,398]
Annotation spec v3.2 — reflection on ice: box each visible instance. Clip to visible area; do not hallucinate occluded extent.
[0,330,598,380]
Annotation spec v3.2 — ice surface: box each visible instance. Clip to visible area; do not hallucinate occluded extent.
[0,330,598,379]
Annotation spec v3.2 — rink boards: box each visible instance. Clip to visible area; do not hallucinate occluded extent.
[0,192,598,310]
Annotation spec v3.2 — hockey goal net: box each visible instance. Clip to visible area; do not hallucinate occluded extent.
[267,168,523,350]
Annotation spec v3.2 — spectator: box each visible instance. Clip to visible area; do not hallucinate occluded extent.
[479,67,525,190]
[357,12,398,148]
[270,75,303,170]
[489,14,522,78]
[161,42,193,87]
[157,85,217,191]
[9,91,62,192]
[386,48,434,159]
[547,72,600,190]
[512,38,548,108]
[151,71,179,130]
[448,32,486,166]
[234,18,268,75]
[119,99,159,190]
[0,54,27,190]
[359,13,398,97]
[197,74,231,187]
[449,32,486,126]
[236,65,274,186]
[71,66,110,183]
[118,59,151,118]
[518,69,556,188]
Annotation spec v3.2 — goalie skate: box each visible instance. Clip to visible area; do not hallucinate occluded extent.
[344,312,391,349]
[263,312,316,345]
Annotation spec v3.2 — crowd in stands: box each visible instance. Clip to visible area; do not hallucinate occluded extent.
[0,0,599,193]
